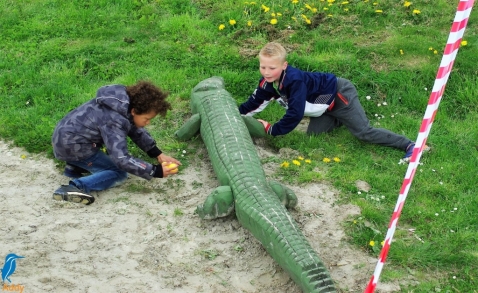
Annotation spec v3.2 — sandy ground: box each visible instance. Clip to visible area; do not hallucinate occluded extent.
[0,139,401,293]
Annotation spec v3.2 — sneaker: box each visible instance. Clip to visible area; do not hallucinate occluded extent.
[64,164,89,178]
[53,185,95,205]
[402,143,431,163]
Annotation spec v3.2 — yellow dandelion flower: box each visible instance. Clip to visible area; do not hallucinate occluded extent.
[277,12,282,16]
[404,1,412,7]
[333,157,341,162]
[305,19,311,24]
[250,1,256,4]
[305,4,312,10]
[292,159,301,166]
[381,241,385,246]
[244,1,249,4]
[323,157,331,163]
[461,40,468,46]
[312,8,317,13]
[369,240,375,247]
[327,14,333,17]
[270,18,278,25]
[281,161,290,168]
[428,47,433,51]
[261,4,270,12]
[219,24,225,30]
[292,16,297,21]
[292,0,299,3]
[400,49,404,55]
[301,14,308,19]
[353,220,357,224]
[305,159,312,164]
[375,9,383,13]
[412,9,421,14]
[344,8,349,11]
[323,7,329,10]
[341,1,349,4]
[434,50,438,54]
[247,20,252,26]
[298,156,304,160]
[229,19,236,25]
[21,154,27,159]
[373,2,378,5]
[327,0,335,3]
[271,12,276,17]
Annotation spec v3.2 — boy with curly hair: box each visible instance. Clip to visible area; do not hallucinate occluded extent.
[239,42,428,162]
[52,81,181,205]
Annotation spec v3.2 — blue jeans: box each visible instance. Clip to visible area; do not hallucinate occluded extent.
[67,151,128,193]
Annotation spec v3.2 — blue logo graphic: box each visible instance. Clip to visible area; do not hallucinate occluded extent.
[1,254,24,283]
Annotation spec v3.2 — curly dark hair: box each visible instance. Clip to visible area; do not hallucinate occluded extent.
[126,81,171,117]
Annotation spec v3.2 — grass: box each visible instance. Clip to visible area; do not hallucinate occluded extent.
[1,0,477,291]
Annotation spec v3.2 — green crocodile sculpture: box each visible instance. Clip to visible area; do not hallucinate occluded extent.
[175,76,336,293]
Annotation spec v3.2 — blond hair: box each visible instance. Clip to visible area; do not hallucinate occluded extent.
[259,42,287,62]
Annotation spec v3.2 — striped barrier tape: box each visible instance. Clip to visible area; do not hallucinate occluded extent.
[364,1,475,292]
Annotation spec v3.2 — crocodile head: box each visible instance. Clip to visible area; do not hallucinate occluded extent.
[192,76,225,93]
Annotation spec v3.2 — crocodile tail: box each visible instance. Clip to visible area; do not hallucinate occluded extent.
[302,263,336,292]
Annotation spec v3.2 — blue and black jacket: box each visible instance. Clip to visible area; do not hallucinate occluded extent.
[239,65,337,136]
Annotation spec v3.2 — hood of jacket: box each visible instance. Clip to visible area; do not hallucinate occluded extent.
[95,84,130,118]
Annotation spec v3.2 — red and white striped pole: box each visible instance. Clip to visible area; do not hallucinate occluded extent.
[364,1,475,292]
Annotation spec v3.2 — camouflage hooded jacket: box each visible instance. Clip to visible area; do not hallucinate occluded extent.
[51,85,162,180]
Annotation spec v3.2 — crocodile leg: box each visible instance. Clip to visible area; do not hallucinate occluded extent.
[242,115,266,138]
[269,180,298,208]
[195,186,234,220]
[175,113,201,141]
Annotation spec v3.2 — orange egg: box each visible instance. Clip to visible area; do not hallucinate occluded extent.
[162,162,178,174]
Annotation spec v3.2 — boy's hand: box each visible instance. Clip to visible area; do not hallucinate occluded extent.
[157,153,181,166]
[257,119,271,133]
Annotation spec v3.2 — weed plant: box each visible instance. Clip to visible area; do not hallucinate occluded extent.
[1,0,477,291]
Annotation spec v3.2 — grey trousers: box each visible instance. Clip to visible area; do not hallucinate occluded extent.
[307,78,411,150]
